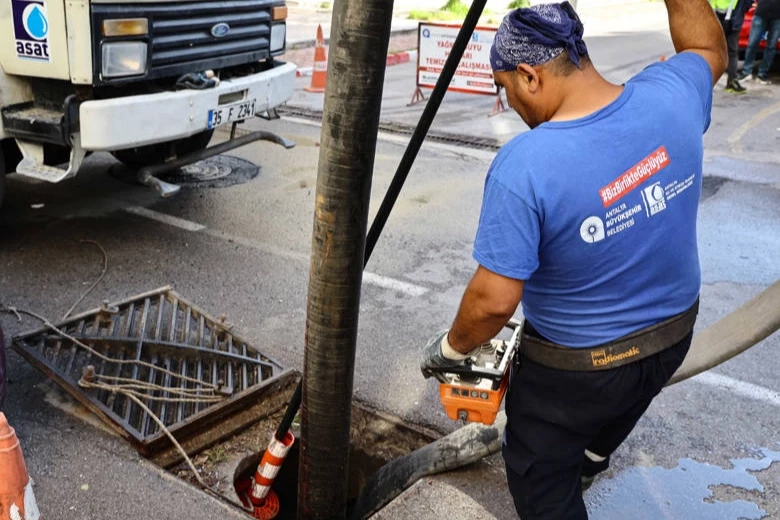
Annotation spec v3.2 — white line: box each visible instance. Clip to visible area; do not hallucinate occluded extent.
[202,228,309,263]
[692,371,780,408]
[208,229,429,296]
[362,272,428,297]
[125,207,429,297]
[727,100,780,154]
[123,206,205,232]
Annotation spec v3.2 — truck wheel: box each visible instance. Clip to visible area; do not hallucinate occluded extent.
[112,129,214,169]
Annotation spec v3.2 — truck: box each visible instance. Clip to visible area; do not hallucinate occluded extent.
[0,0,296,204]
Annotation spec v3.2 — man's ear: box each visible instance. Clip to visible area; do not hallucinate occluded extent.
[516,63,540,93]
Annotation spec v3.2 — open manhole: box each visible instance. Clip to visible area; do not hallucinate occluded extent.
[110,155,260,189]
[175,401,438,518]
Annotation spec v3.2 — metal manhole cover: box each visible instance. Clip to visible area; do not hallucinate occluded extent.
[158,155,259,188]
[12,286,298,467]
[110,155,260,189]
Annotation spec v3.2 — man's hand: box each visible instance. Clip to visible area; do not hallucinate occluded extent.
[420,330,470,380]
[664,0,728,83]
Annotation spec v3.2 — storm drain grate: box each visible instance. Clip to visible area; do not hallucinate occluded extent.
[13,286,298,466]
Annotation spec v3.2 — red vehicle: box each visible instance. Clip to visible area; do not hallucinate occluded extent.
[739,4,780,53]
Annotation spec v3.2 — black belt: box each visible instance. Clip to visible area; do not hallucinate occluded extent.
[520,299,699,371]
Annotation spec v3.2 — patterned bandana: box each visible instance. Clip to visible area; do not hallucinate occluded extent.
[490,1,588,72]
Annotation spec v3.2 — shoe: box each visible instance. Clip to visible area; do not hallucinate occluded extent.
[737,70,751,81]
[756,75,771,85]
[581,475,595,492]
[725,80,747,93]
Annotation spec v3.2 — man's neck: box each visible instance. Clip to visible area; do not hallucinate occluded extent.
[549,67,624,123]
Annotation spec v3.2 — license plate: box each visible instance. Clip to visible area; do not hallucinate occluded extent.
[207,99,256,129]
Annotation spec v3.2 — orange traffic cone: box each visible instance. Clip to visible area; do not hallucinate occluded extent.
[0,413,40,520]
[305,25,327,93]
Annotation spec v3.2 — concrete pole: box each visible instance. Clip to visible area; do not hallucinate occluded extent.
[297,0,394,517]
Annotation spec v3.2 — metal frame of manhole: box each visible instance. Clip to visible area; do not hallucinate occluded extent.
[12,286,299,467]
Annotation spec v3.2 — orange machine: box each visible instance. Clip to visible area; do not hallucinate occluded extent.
[433,320,522,426]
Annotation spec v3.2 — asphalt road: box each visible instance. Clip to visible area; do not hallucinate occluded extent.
[1,11,779,519]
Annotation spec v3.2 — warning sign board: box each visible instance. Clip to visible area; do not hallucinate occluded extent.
[416,22,497,96]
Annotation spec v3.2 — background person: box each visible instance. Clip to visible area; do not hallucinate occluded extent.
[420,0,726,518]
[739,0,780,83]
[711,0,752,92]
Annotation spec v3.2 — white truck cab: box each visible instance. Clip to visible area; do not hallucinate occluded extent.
[0,0,295,202]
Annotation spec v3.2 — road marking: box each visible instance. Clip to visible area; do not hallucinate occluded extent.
[125,207,429,297]
[693,371,780,408]
[124,206,205,232]
[728,100,780,154]
[203,228,309,263]
[362,272,428,296]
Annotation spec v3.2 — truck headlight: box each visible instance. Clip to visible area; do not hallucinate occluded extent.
[270,23,286,52]
[102,42,148,78]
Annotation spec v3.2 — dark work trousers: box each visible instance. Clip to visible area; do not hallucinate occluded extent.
[502,328,693,520]
[717,11,741,83]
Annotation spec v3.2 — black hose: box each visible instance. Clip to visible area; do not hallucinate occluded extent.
[275,381,302,440]
[363,0,490,263]
[349,415,506,520]
[273,0,489,445]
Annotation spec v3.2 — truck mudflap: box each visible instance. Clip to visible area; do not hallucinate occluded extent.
[79,62,296,152]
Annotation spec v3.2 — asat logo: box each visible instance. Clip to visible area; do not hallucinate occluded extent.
[12,0,50,62]
[642,182,667,217]
[23,3,48,40]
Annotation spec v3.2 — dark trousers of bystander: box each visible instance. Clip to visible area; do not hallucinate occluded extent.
[502,325,693,520]
[716,11,742,84]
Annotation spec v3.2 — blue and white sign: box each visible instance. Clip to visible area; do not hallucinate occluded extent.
[12,0,50,61]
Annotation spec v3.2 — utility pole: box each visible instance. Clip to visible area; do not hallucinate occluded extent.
[297,0,394,517]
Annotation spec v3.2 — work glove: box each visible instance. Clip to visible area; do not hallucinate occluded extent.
[420,331,508,380]
[420,330,471,380]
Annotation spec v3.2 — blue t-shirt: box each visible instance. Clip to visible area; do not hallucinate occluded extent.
[473,52,712,348]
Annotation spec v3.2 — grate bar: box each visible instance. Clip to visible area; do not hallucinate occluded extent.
[12,287,289,460]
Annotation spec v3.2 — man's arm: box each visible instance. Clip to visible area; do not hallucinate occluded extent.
[447,266,525,354]
[664,0,728,84]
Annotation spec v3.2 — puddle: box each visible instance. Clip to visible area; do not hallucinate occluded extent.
[588,447,780,520]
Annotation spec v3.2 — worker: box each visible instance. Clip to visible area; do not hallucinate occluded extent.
[420,1,726,518]
[710,0,751,92]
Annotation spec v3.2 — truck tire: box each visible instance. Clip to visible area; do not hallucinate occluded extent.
[112,129,214,169]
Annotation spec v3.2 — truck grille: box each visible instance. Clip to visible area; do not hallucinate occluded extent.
[93,0,278,84]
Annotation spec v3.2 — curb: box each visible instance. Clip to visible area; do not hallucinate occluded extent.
[288,27,418,51]
[296,49,417,77]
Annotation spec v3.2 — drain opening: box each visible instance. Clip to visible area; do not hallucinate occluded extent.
[173,402,438,517]
[12,287,439,517]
